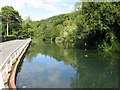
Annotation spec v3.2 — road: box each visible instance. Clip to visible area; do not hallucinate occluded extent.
[0,39,29,66]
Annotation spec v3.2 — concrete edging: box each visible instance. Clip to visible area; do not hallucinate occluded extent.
[9,40,31,89]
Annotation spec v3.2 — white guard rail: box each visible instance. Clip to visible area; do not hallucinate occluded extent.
[0,38,31,89]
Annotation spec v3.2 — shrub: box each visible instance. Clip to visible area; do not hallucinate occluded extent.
[0,35,16,42]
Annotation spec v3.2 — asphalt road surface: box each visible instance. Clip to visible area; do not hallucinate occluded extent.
[0,39,28,66]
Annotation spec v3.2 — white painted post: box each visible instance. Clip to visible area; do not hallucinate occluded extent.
[18,49,19,57]
[14,52,17,60]
[16,50,18,58]
[17,49,18,57]
[10,57,12,66]
[5,63,8,74]
[20,47,22,53]
[0,71,5,89]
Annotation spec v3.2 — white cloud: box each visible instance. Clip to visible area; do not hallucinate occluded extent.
[26,0,61,14]
[31,16,48,21]
[69,5,74,10]
[61,3,69,7]
[0,0,26,11]
[27,0,44,8]
[0,0,77,20]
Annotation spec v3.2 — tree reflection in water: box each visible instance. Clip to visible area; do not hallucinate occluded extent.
[18,39,119,88]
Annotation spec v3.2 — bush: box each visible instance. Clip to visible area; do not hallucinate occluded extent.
[0,36,3,42]
[100,40,120,52]
[6,35,16,41]
[55,37,64,43]
[0,35,16,42]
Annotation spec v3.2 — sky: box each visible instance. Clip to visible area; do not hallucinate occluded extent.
[0,0,79,21]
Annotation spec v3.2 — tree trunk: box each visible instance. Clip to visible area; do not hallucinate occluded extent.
[7,17,9,36]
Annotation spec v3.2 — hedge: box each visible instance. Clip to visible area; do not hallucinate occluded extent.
[0,35,16,42]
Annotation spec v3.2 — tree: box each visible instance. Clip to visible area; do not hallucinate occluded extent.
[19,17,37,38]
[1,6,22,36]
[74,2,120,51]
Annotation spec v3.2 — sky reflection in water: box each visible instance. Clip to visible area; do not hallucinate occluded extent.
[17,53,76,88]
[16,42,119,88]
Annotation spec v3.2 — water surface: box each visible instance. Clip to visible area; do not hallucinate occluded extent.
[16,41,119,88]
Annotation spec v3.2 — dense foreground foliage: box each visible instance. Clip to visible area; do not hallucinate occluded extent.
[1,2,120,52]
[36,2,120,52]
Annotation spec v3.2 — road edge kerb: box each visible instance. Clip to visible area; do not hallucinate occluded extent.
[9,40,31,90]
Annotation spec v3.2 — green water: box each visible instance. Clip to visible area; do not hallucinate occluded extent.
[16,41,119,88]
